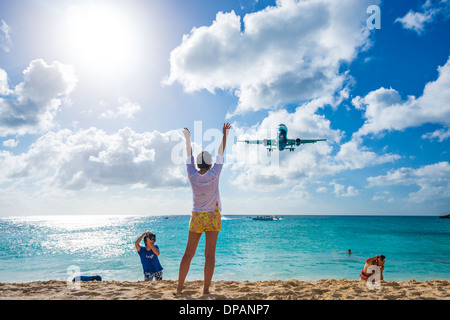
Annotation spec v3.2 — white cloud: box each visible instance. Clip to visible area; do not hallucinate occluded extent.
[330,182,359,197]
[0,68,11,95]
[422,126,450,142]
[353,56,450,137]
[0,20,12,53]
[333,139,401,170]
[367,161,450,203]
[0,149,26,184]
[372,191,394,203]
[2,138,18,148]
[0,59,77,136]
[395,0,450,34]
[395,10,435,34]
[316,186,328,193]
[0,127,187,190]
[164,0,377,115]
[100,97,142,119]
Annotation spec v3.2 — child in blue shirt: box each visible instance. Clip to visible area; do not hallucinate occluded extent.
[135,232,163,281]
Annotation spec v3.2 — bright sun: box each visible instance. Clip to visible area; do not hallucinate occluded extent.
[66,3,139,72]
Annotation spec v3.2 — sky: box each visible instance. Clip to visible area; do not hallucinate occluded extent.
[0,0,449,216]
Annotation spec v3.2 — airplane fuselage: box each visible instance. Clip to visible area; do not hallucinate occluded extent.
[278,124,288,151]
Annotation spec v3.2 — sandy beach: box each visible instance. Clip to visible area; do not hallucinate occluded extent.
[1,279,448,300]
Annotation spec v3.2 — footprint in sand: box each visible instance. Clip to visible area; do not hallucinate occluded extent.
[238,286,252,293]
[312,289,328,294]
[179,290,197,296]
[70,290,89,297]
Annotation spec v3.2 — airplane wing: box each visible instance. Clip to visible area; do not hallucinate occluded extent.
[238,139,278,149]
[298,139,326,144]
[239,139,265,145]
[286,138,326,146]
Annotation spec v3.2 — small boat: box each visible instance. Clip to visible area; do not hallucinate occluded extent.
[251,215,282,221]
[439,214,450,219]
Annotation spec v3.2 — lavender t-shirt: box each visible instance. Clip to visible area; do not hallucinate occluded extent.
[186,154,224,212]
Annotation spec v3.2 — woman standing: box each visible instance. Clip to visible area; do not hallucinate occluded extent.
[177,123,231,295]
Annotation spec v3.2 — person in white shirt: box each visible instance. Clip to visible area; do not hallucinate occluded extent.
[177,123,231,295]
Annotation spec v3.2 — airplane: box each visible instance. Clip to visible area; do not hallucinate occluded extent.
[239,124,326,152]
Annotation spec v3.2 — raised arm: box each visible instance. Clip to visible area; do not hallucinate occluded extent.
[135,232,149,252]
[218,123,232,156]
[365,255,384,265]
[183,128,192,158]
[148,242,160,256]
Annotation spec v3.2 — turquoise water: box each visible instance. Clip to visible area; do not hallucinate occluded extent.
[0,215,449,283]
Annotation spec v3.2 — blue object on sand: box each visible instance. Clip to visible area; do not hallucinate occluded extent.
[72,275,102,282]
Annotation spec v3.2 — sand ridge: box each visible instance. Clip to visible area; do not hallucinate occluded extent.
[0,279,449,300]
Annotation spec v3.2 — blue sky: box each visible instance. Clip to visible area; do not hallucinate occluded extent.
[0,0,449,216]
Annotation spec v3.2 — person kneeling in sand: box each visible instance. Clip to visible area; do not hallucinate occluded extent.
[135,232,164,281]
[360,255,385,282]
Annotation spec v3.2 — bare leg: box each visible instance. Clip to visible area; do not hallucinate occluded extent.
[203,231,219,294]
[177,231,202,294]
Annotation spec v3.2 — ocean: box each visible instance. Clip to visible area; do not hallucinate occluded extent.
[0,215,449,283]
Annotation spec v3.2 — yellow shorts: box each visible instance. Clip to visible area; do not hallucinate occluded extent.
[189,205,222,233]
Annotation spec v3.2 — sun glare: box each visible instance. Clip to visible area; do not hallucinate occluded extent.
[66,4,139,72]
